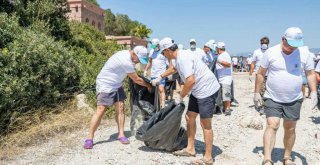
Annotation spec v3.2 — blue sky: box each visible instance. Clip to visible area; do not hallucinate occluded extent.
[97,0,320,54]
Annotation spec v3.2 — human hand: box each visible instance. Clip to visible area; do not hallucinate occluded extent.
[168,75,173,81]
[249,75,255,82]
[143,70,147,77]
[253,93,263,107]
[310,91,318,109]
[151,76,162,86]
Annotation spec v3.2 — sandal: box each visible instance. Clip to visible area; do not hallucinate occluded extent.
[83,139,93,149]
[173,148,196,157]
[283,158,296,165]
[118,137,130,144]
[191,158,214,165]
[262,159,274,165]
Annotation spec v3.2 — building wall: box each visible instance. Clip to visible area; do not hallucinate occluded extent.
[67,0,105,32]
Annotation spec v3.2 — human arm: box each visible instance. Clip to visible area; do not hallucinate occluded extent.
[144,58,152,76]
[249,61,256,76]
[180,75,195,98]
[128,72,152,91]
[306,69,317,92]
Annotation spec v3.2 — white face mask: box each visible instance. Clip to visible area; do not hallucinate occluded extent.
[154,47,160,51]
[190,44,196,50]
[261,44,268,50]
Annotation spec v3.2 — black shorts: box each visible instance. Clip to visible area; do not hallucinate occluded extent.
[96,87,127,106]
[187,92,218,119]
[264,98,303,121]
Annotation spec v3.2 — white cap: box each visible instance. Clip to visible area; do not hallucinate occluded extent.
[204,42,215,50]
[151,38,160,45]
[159,37,175,53]
[133,46,148,64]
[284,27,304,47]
[216,42,226,49]
[178,44,184,50]
[190,38,196,43]
[208,39,216,44]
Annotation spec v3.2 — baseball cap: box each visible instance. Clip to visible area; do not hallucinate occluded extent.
[178,44,184,50]
[208,39,216,44]
[216,42,226,49]
[190,38,196,43]
[133,46,148,65]
[150,38,160,49]
[159,37,175,54]
[204,42,214,50]
[284,27,304,47]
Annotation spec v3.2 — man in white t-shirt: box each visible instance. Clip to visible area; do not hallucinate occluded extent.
[188,38,207,64]
[254,27,317,165]
[250,36,270,81]
[151,37,220,164]
[203,42,215,67]
[216,42,233,115]
[232,57,238,72]
[144,38,167,108]
[84,46,152,149]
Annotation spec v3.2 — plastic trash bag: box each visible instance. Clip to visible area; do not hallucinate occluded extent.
[129,76,187,151]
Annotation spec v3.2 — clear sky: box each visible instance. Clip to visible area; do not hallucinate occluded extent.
[97,0,320,54]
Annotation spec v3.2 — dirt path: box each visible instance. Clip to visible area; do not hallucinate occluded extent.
[3,73,320,165]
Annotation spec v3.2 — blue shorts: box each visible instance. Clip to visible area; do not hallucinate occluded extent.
[151,77,166,86]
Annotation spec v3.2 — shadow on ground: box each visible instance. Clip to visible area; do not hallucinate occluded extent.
[138,139,222,159]
[253,146,308,165]
[94,131,132,146]
[309,116,320,124]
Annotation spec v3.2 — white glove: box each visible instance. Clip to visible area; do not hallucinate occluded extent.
[310,91,318,109]
[151,76,162,86]
[249,75,255,82]
[168,75,173,81]
[143,70,147,77]
[253,93,263,107]
[176,95,184,105]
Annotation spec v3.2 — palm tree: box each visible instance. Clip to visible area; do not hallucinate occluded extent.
[131,24,152,39]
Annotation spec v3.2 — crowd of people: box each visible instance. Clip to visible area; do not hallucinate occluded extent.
[82,27,318,165]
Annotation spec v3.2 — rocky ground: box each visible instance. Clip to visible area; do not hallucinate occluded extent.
[2,73,320,165]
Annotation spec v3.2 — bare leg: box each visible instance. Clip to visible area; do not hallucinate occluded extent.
[115,101,126,138]
[159,85,166,108]
[200,118,214,162]
[224,101,231,110]
[185,111,198,155]
[263,117,280,163]
[88,105,107,140]
[283,120,297,162]
[301,85,305,97]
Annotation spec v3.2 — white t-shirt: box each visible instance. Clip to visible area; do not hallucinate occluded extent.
[175,50,220,99]
[232,57,238,65]
[96,50,135,93]
[188,48,207,63]
[252,48,266,72]
[260,44,314,103]
[149,49,167,77]
[216,52,233,85]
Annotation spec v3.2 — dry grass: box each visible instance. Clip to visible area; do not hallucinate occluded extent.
[0,101,93,161]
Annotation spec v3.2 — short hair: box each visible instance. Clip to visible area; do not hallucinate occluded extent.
[260,37,270,44]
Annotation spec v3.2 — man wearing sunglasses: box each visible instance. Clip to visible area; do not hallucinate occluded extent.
[254,27,317,165]
[151,37,220,165]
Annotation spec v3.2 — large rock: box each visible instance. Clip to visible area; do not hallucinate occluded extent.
[239,116,264,130]
[76,94,94,111]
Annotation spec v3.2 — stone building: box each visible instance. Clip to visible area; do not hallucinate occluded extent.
[67,0,105,31]
[105,36,148,50]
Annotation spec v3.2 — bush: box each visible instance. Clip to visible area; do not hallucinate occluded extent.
[0,13,22,48]
[0,28,80,132]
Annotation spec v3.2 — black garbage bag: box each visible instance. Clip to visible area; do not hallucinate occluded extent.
[129,76,187,151]
[136,102,187,152]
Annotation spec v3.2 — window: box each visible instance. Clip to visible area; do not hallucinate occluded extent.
[92,21,95,26]
[85,18,89,23]
[75,6,78,12]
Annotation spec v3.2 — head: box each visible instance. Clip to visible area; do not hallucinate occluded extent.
[132,46,148,64]
[282,27,304,54]
[178,44,184,50]
[216,42,226,55]
[203,42,214,54]
[150,38,160,51]
[159,37,178,60]
[189,38,196,50]
[260,36,270,50]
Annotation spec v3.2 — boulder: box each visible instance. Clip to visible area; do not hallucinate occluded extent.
[239,116,264,130]
[76,94,94,111]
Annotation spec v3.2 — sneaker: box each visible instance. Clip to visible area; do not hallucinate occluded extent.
[84,139,93,149]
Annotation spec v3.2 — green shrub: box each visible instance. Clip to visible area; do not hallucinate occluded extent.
[0,28,80,132]
[0,13,22,48]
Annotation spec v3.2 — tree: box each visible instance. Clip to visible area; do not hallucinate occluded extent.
[104,9,116,35]
[86,0,100,7]
[131,24,152,39]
